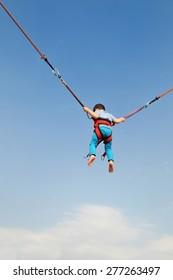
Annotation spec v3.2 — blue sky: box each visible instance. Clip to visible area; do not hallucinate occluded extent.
[0,0,173,259]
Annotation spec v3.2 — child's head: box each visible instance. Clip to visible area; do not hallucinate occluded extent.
[93,103,105,112]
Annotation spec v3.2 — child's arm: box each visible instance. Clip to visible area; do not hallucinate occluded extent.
[83,106,99,119]
[113,117,125,124]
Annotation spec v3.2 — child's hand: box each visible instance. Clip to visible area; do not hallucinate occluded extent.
[83,106,99,119]
[83,106,89,113]
[113,117,126,124]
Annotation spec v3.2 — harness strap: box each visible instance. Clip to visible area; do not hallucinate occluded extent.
[94,118,112,127]
[94,118,113,160]
[85,118,113,160]
[103,134,112,143]
[94,118,113,143]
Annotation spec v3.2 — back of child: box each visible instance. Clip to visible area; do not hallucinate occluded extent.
[83,104,125,173]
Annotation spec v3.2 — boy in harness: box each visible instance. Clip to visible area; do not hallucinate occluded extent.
[83,104,125,172]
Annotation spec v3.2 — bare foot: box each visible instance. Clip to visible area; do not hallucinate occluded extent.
[88,155,96,167]
[108,160,114,173]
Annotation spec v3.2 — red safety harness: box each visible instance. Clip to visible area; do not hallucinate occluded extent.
[93,118,114,159]
[94,118,113,144]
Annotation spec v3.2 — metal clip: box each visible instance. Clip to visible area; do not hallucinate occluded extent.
[144,102,150,108]
[52,68,61,79]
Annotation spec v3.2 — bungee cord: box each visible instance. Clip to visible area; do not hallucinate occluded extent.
[0,1,172,121]
[0,1,84,108]
[123,87,173,120]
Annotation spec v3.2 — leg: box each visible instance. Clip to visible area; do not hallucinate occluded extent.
[88,132,98,167]
[99,126,115,173]
[105,141,114,173]
[88,155,96,166]
[104,141,114,162]
[108,160,114,173]
[100,127,114,161]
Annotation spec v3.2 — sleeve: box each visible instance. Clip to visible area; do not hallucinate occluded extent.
[108,113,116,122]
[95,110,102,117]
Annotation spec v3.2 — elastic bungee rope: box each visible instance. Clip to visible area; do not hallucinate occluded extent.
[0,1,84,108]
[123,88,173,120]
[1,2,172,121]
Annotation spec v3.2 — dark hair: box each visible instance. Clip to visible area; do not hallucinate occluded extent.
[93,103,105,112]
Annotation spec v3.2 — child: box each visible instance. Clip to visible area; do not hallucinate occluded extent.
[83,103,125,172]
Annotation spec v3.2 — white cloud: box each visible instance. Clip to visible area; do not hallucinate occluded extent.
[0,204,173,260]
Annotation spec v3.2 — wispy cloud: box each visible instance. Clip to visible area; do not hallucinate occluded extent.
[0,204,173,260]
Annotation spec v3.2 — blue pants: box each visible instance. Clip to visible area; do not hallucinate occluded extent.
[89,126,114,161]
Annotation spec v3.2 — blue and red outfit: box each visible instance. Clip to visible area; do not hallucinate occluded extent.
[89,110,115,161]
